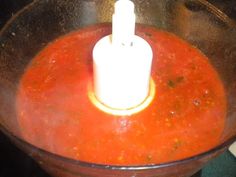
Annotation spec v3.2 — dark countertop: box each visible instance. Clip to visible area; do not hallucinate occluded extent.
[0,0,236,177]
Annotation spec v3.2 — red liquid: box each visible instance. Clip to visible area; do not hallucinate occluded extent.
[17,24,226,165]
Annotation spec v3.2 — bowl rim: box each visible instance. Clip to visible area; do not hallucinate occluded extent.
[0,0,236,172]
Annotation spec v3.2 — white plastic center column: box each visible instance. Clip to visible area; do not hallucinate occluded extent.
[93,0,153,110]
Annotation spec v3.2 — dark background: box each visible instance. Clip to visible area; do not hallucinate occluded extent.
[0,0,236,177]
[0,0,62,176]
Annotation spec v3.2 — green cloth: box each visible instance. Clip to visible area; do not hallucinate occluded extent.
[202,151,236,177]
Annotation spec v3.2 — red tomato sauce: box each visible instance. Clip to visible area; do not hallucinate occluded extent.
[16,24,226,165]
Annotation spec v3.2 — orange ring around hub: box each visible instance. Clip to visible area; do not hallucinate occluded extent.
[88,79,156,116]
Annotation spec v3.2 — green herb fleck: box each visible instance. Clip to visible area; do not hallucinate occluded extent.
[167,76,185,88]
[173,139,182,150]
[146,154,153,162]
[167,80,176,88]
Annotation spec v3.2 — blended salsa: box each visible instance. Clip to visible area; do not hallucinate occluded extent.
[16,24,226,165]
